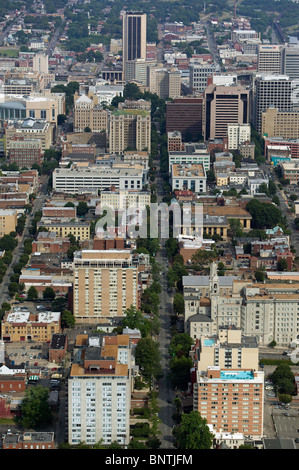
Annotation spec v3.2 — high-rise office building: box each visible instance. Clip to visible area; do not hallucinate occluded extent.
[122,11,147,82]
[189,62,218,92]
[257,45,283,74]
[68,332,132,446]
[261,107,299,139]
[203,83,250,140]
[253,75,293,133]
[282,45,299,80]
[166,96,204,141]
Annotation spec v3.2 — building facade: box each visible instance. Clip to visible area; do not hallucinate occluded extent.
[122,11,147,82]
[203,84,250,140]
[193,366,264,438]
[73,250,139,322]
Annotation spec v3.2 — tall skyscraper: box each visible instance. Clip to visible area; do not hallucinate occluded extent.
[282,45,299,80]
[122,11,147,82]
[257,45,283,74]
[203,83,250,141]
[253,75,293,133]
[166,96,204,141]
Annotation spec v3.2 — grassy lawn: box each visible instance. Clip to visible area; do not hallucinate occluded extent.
[0,48,20,58]
[0,417,15,425]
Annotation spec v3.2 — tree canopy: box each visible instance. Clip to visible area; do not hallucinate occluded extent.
[16,386,51,428]
[173,411,214,449]
[134,337,162,384]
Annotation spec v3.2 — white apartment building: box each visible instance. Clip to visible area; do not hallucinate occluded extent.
[68,333,132,446]
[100,189,151,210]
[227,124,251,150]
[229,173,248,185]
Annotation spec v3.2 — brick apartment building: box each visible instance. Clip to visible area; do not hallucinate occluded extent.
[193,366,264,438]
[8,137,43,168]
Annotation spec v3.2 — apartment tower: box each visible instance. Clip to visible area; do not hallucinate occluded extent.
[68,333,132,446]
[73,250,139,323]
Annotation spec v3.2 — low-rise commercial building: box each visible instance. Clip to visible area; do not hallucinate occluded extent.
[1,310,61,342]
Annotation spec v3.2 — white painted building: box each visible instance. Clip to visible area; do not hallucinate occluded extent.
[227,123,251,150]
[53,164,145,194]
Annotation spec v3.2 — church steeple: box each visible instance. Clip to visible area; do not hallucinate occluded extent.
[209,261,219,295]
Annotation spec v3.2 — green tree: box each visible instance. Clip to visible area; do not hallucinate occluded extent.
[122,305,150,337]
[173,411,214,449]
[278,393,292,404]
[191,249,217,270]
[277,258,288,271]
[169,333,193,358]
[42,287,55,301]
[255,270,265,282]
[65,201,75,208]
[134,337,162,384]
[271,363,295,395]
[61,309,75,329]
[169,355,192,390]
[0,235,18,251]
[173,293,184,315]
[77,201,89,217]
[246,199,285,230]
[27,286,39,301]
[229,219,244,238]
[16,386,51,428]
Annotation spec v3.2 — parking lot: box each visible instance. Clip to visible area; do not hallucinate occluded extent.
[5,341,49,369]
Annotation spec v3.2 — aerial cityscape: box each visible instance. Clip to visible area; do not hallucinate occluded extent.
[1,0,299,452]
